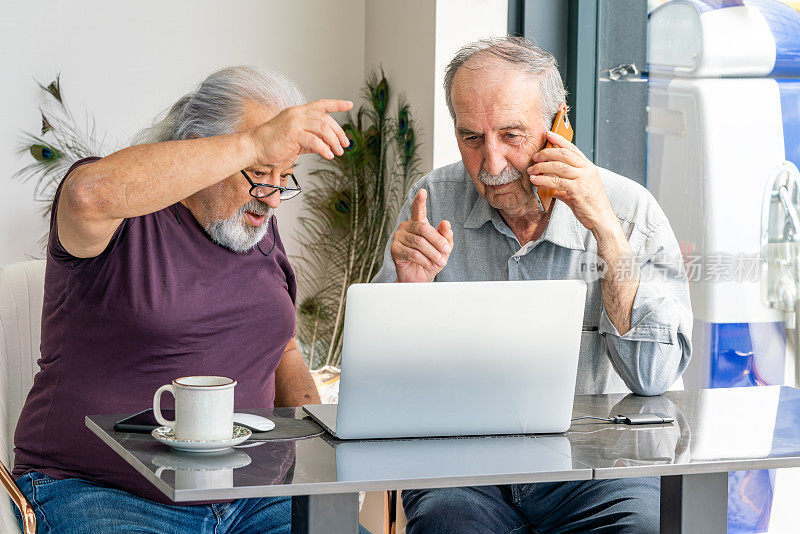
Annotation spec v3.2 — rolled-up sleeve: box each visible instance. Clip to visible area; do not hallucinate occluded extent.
[597,219,693,396]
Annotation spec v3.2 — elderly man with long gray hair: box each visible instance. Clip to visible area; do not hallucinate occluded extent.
[373,36,692,533]
[12,66,354,533]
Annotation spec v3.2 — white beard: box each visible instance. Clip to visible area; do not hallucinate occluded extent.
[204,200,274,253]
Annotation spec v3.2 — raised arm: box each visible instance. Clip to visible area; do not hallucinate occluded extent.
[59,99,352,258]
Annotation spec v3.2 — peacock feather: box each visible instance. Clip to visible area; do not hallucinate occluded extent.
[341,123,363,162]
[42,77,63,103]
[370,72,390,119]
[292,70,422,369]
[41,115,53,135]
[397,104,410,136]
[13,74,112,231]
[29,144,60,162]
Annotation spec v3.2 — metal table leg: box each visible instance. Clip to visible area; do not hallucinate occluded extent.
[292,493,359,534]
[660,472,728,533]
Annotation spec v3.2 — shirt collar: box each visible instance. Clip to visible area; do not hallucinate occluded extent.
[463,192,587,252]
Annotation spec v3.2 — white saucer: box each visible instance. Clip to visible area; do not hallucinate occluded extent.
[152,425,252,453]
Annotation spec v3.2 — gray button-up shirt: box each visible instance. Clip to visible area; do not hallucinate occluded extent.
[372,161,692,396]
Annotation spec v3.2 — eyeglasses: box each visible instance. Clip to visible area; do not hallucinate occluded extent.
[240,170,303,200]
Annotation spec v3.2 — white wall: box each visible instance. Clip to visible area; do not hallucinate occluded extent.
[365,0,508,176]
[0,0,366,264]
[365,0,437,174]
[433,0,509,169]
[0,0,509,267]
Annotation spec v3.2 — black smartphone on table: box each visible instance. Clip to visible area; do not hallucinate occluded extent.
[114,408,173,433]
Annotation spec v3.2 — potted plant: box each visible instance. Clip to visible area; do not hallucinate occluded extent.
[294,71,422,396]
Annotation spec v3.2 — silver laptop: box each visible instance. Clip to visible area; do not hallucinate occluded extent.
[304,280,586,439]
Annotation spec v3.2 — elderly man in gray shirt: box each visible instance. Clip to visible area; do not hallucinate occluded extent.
[372,36,691,533]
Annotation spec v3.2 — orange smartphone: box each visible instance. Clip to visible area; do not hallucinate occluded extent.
[533,106,574,212]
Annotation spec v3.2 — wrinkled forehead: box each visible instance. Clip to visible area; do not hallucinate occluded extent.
[238,100,280,132]
[451,59,545,129]
[245,161,300,174]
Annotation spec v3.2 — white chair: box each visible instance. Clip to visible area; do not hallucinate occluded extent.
[1,260,46,534]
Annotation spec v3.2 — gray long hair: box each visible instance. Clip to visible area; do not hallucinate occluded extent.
[444,36,567,125]
[135,65,305,144]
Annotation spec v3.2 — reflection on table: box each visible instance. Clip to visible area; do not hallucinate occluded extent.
[85,387,800,502]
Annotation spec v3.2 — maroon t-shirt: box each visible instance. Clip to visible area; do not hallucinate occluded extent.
[13,158,297,503]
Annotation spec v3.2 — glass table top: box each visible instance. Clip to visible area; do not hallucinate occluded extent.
[86,386,800,502]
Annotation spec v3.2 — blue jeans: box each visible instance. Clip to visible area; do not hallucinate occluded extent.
[15,472,371,533]
[14,471,290,533]
[402,478,660,534]
[15,471,342,533]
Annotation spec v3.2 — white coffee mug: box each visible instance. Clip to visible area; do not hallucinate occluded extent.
[153,376,237,441]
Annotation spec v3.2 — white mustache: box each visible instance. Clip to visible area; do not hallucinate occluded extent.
[478,166,523,186]
[239,200,272,217]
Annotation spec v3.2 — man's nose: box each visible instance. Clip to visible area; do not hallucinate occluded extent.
[482,138,508,176]
[259,193,281,210]
[259,172,284,209]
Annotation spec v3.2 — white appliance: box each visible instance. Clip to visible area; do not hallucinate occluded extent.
[647,1,800,531]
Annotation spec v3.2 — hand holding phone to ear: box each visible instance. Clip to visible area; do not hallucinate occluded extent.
[531,105,574,212]
[530,108,639,338]
[528,108,617,235]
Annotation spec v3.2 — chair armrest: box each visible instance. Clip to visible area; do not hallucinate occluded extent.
[0,460,36,534]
